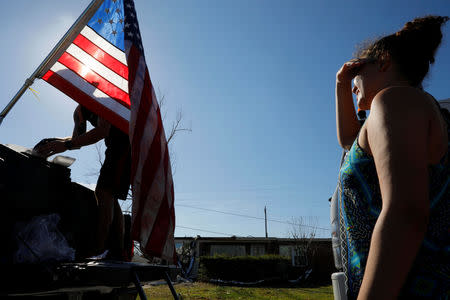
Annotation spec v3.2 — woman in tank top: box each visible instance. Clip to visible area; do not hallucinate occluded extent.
[335,16,449,299]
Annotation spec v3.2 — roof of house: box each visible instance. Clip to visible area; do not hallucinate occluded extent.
[174,236,331,243]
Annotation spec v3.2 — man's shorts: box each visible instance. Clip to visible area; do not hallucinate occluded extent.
[97,145,131,200]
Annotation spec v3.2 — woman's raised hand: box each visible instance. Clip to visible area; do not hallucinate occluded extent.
[336,59,368,84]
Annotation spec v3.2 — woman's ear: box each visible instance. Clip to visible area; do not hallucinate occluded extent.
[378,54,391,72]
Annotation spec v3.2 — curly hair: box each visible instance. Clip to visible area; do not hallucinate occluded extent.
[355,16,449,87]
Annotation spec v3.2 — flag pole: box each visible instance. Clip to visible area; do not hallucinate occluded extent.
[0,0,104,126]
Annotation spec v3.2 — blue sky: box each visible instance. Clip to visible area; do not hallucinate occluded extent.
[1,0,449,238]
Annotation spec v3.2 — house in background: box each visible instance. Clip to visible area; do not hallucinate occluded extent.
[175,236,334,281]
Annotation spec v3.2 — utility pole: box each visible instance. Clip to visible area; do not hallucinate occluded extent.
[264,206,268,238]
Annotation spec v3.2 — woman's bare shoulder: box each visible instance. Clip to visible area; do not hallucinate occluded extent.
[371,86,431,116]
[366,86,431,146]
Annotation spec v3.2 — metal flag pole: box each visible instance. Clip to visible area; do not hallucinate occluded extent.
[0,0,104,126]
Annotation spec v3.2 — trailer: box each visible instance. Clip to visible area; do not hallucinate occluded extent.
[2,260,180,299]
[0,143,180,299]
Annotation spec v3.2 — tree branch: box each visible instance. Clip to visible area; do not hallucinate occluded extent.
[167,109,192,144]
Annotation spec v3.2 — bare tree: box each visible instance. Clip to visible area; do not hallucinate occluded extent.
[157,88,192,144]
[288,216,318,268]
[157,88,192,175]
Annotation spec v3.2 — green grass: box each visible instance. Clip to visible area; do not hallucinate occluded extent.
[141,282,333,300]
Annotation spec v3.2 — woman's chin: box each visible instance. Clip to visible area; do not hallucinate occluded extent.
[357,99,369,111]
[357,100,364,110]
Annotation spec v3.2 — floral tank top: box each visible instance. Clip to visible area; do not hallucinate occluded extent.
[338,137,450,299]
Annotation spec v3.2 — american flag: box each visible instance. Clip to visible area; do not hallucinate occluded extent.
[41,0,176,262]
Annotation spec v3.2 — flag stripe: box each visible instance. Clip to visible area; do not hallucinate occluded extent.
[134,109,164,234]
[162,216,175,260]
[58,52,130,107]
[130,86,159,212]
[132,88,158,190]
[126,45,142,95]
[130,68,153,182]
[131,110,163,238]
[131,89,160,234]
[144,143,171,254]
[46,63,130,121]
[128,54,147,140]
[43,69,129,133]
[144,193,170,256]
[66,44,129,93]
[80,26,127,65]
[73,34,129,80]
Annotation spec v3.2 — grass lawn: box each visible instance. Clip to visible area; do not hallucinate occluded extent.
[141,282,333,300]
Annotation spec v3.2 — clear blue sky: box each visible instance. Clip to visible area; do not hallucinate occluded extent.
[1,0,449,238]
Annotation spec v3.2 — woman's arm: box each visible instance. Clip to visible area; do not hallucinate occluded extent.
[358,88,430,300]
[336,61,363,149]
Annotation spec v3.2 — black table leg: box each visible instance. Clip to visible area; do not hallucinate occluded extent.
[132,270,148,300]
[163,271,180,300]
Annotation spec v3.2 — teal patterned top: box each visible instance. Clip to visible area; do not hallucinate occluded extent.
[338,137,450,299]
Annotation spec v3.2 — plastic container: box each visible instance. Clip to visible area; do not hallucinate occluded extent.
[331,272,347,300]
[330,186,343,269]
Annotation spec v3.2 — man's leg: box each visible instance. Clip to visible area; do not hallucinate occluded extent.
[94,186,115,254]
[109,198,124,258]
[94,186,125,257]
[94,141,129,258]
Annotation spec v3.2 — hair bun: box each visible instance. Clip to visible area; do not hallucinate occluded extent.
[355,15,448,86]
[395,16,449,63]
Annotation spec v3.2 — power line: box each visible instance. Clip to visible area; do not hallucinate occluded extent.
[178,204,264,221]
[176,204,330,231]
[176,225,237,237]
